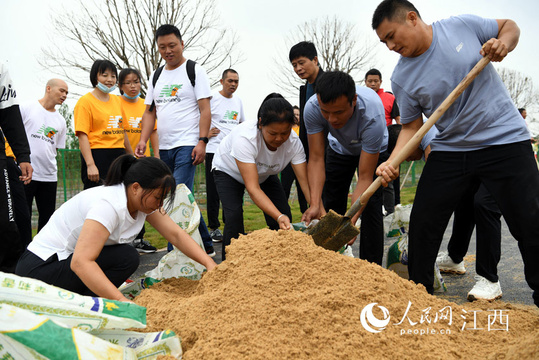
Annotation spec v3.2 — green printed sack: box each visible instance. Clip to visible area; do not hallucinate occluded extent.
[121,184,207,299]
[0,304,137,359]
[90,329,182,359]
[0,272,146,331]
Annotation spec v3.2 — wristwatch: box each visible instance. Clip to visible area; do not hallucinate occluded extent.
[198,137,209,144]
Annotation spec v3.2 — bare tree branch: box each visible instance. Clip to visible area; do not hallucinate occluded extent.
[39,0,242,97]
[273,16,379,98]
[496,67,539,113]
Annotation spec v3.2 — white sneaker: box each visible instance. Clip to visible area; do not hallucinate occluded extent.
[436,252,466,274]
[467,275,502,301]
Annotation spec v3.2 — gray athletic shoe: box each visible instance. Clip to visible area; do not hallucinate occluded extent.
[210,228,223,243]
[132,238,157,253]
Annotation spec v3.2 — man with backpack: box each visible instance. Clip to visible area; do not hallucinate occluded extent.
[135,24,215,257]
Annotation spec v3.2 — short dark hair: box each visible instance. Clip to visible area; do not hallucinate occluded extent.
[365,68,382,81]
[257,94,295,127]
[293,105,300,110]
[222,69,238,79]
[518,108,526,114]
[118,68,142,95]
[155,24,182,42]
[105,154,176,213]
[289,41,317,62]
[315,71,356,105]
[89,60,117,88]
[372,0,421,30]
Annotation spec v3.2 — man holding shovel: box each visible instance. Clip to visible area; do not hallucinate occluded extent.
[302,71,388,265]
[373,0,539,306]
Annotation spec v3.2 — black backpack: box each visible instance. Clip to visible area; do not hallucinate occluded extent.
[149,59,196,112]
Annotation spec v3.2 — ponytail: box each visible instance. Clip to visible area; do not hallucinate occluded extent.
[105,154,137,185]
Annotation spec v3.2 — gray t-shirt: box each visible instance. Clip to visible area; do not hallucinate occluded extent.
[304,86,388,156]
[391,15,530,152]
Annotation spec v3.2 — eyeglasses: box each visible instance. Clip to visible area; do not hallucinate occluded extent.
[122,81,140,86]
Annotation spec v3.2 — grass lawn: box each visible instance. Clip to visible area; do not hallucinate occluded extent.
[31,186,417,248]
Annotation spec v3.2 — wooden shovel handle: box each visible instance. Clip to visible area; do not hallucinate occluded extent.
[345,56,491,218]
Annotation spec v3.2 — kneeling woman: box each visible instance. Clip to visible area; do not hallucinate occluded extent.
[16,155,216,302]
[213,95,310,260]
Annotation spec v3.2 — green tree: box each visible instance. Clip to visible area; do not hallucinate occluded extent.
[58,103,79,150]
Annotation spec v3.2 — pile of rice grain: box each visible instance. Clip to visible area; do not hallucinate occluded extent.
[136,229,539,359]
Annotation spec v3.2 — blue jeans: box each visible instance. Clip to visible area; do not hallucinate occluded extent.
[160,146,213,251]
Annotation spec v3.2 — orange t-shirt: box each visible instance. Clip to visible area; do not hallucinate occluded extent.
[74,92,125,149]
[120,97,156,156]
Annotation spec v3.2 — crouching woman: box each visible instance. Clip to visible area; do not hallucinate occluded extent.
[213,95,310,260]
[16,155,216,302]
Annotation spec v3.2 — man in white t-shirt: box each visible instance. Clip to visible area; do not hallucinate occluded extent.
[206,69,245,243]
[21,79,68,232]
[135,24,216,256]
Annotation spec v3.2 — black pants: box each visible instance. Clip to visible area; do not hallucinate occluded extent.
[214,170,291,261]
[393,173,401,205]
[323,147,388,265]
[205,153,224,230]
[280,162,308,216]
[382,180,395,214]
[15,245,139,296]
[448,184,501,282]
[81,148,126,190]
[0,158,31,273]
[25,180,57,232]
[408,141,539,306]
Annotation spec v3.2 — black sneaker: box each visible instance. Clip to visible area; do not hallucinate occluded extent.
[210,228,223,243]
[205,245,216,258]
[133,238,157,253]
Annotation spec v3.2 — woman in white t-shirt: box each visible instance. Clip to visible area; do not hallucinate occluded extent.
[16,155,216,302]
[212,94,310,260]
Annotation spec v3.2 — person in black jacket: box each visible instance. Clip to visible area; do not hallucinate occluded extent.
[285,41,325,214]
[0,63,33,272]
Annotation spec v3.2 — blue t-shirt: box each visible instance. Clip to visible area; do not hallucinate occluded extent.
[304,86,388,156]
[391,15,529,152]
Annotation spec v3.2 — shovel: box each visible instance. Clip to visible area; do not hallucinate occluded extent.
[308,56,491,251]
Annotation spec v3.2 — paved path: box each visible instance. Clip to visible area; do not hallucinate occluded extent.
[134,214,534,307]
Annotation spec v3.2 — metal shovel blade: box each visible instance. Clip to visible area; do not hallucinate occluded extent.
[307,210,360,251]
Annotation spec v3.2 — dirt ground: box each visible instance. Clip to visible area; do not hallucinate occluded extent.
[135,229,539,359]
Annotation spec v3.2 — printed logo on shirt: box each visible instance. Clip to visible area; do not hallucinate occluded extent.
[0,83,17,108]
[219,110,239,125]
[30,125,59,144]
[456,42,463,53]
[156,84,184,105]
[256,162,279,171]
[159,84,183,98]
[101,116,125,135]
[127,116,143,133]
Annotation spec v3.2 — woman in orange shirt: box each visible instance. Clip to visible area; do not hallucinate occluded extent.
[74,60,131,189]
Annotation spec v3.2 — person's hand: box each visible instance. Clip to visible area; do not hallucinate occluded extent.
[18,162,33,185]
[87,164,100,183]
[208,127,220,138]
[376,161,399,187]
[191,142,206,165]
[301,205,325,225]
[205,260,217,271]
[480,38,509,62]
[277,213,291,230]
[135,141,147,157]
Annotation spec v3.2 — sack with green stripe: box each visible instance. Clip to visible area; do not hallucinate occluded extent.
[0,272,146,331]
[0,304,137,359]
